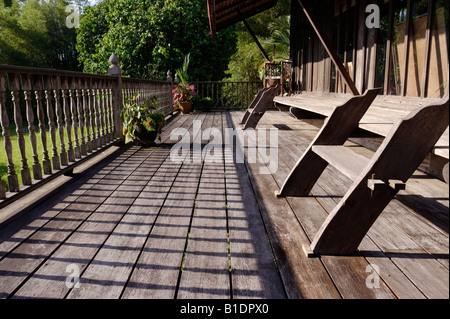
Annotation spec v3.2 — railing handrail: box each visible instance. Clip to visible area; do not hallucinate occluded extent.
[0,64,172,85]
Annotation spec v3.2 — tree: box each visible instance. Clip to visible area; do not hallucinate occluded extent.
[226,0,291,82]
[76,0,237,81]
[0,0,81,70]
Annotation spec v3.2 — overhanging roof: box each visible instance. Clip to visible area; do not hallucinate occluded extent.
[207,0,279,38]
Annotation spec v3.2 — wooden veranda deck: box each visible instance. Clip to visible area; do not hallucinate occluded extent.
[0,111,448,299]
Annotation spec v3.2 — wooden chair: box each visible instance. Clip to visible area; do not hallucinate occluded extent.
[277,91,449,256]
[263,60,293,96]
[240,85,280,130]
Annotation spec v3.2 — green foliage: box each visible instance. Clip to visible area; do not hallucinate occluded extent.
[226,0,291,82]
[0,0,80,70]
[77,0,237,80]
[121,94,166,141]
[176,54,191,84]
[192,96,214,111]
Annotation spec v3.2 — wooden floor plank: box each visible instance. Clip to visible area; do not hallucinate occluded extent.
[0,147,136,260]
[67,113,206,299]
[177,115,230,299]
[222,112,286,299]
[10,148,162,299]
[121,113,209,298]
[228,111,341,299]
[0,146,147,298]
[64,149,175,299]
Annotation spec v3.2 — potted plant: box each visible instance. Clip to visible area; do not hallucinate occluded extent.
[121,94,166,145]
[172,83,196,114]
[173,53,197,114]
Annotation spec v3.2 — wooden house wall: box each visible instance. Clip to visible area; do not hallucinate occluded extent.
[290,0,449,98]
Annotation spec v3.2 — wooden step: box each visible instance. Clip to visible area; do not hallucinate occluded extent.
[312,145,370,181]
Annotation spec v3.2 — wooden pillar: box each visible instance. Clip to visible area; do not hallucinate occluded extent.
[108,53,124,144]
[355,0,367,94]
[383,0,394,95]
[401,0,412,97]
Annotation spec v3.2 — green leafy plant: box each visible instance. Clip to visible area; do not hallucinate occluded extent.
[121,94,166,141]
[176,53,190,84]
[192,96,214,111]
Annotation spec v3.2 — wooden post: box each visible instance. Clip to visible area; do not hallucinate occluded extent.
[383,0,394,95]
[401,0,412,97]
[108,53,124,143]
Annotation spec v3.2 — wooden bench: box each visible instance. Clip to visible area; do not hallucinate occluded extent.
[274,93,449,160]
[276,92,449,256]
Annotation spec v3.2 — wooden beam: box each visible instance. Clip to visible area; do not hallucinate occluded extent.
[420,0,436,98]
[241,17,271,61]
[297,0,360,95]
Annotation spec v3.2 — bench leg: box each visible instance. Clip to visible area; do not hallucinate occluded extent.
[310,175,399,255]
[240,88,270,125]
[276,147,329,197]
[242,85,280,130]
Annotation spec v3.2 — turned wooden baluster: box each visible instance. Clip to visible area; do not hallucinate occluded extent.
[21,74,42,180]
[8,73,32,185]
[61,76,75,163]
[68,76,80,159]
[44,75,60,171]
[98,79,106,146]
[100,79,110,143]
[107,80,114,141]
[53,75,68,167]
[93,79,100,147]
[0,72,19,193]
[81,78,92,153]
[77,77,87,156]
[88,78,98,151]
[32,74,52,175]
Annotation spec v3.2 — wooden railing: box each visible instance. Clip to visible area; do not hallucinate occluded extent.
[191,81,263,109]
[0,54,173,205]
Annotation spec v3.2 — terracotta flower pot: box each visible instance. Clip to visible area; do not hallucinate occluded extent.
[179,101,192,114]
